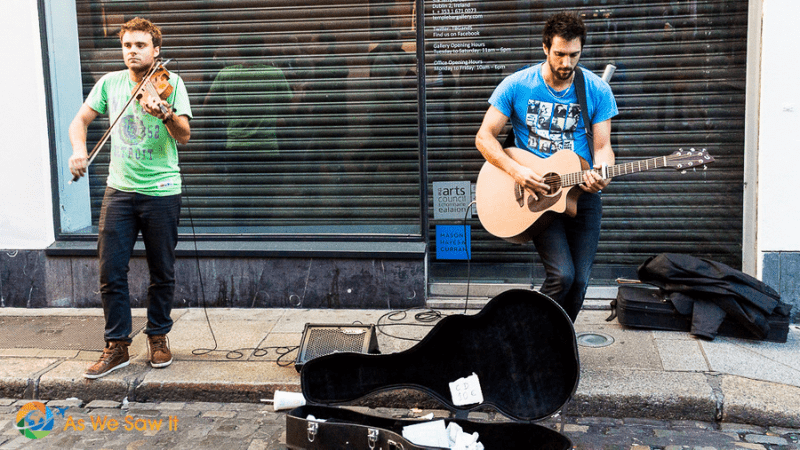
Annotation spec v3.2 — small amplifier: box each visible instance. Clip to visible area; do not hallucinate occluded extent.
[295,324,380,372]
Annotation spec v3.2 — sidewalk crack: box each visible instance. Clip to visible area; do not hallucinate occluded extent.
[705,373,724,422]
[27,359,64,400]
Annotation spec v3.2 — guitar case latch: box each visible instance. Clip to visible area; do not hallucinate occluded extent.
[307,421,319,442]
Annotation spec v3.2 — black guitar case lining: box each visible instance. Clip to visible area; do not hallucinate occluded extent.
[286,289,578,449]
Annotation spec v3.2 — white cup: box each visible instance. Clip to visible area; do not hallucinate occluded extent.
[272,390,306,411]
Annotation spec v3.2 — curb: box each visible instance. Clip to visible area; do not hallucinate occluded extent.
[5,359,800,429]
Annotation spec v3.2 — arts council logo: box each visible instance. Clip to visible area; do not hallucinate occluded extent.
[15,401,54,439]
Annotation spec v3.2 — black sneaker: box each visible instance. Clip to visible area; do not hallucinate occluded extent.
[84,341,130,379]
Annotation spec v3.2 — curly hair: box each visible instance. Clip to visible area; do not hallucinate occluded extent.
[118,17,162,48]
[542,12,586,50]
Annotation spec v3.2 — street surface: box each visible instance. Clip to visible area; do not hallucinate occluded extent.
[1,398,798,449]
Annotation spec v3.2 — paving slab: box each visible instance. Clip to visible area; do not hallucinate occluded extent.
[271,308,393,333]
[720,375,800,428]
[701,335,800,386]
[167,316,275,362]
[574,368,717,421]
[37,360,132,402]
[575,312,663,371]
[0,357,61,398]
[655,339,709,372]
[134,360,300,403]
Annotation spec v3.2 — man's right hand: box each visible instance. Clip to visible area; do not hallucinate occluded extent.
[69,150,89,179]
[67,104,100,180]
[512,163,550,201]
[476,107,550,201]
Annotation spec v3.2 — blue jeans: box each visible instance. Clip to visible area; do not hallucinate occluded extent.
[98,187,181,343]
[532,192,602,322]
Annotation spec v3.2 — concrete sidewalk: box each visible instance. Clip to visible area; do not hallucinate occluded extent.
[0,301,798,428]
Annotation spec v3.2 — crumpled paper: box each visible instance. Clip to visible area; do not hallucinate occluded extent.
[402,420,484,450]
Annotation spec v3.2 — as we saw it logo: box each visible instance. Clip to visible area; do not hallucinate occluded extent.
[15,401,54,439]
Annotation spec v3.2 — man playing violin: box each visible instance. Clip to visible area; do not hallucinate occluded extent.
[68,17,192,379]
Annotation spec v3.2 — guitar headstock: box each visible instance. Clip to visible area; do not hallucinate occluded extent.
[665,148,714,172]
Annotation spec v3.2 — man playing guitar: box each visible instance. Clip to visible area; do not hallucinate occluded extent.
[475,11,618,321]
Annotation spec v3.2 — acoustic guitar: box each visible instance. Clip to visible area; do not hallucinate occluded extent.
[476,147,714,243]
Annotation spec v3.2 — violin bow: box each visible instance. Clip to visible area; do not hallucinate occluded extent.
[71,58,172,183]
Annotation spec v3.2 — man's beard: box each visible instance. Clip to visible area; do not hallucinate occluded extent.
[548,62,575,81]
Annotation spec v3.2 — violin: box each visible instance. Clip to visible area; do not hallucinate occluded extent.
[71,59,174,183]
[133,63,174,116]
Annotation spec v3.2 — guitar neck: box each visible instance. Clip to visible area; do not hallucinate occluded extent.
[562,156,670,187]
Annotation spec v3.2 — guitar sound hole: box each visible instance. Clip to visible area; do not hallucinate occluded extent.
[543,172,561,196]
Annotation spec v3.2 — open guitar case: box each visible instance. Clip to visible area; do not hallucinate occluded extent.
[286,289,578,449]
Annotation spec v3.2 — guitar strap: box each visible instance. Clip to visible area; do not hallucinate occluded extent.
[572,65,594,155]
[500,64,593,155]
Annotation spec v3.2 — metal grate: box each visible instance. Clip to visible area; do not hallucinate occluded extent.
[0,316,147,351]
[576,331,615,348]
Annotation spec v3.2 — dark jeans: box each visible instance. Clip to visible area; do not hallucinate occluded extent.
[98,187,181,343]
[533,192,602,322]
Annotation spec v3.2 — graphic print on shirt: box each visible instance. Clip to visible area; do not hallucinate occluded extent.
[527,100,580,155]
[119,114,147,146]
[109,97,159,161]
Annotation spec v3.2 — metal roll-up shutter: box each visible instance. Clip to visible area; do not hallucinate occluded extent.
[426,1,747,283]
[75,0,422,237]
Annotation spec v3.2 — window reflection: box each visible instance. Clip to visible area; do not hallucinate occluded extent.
[70,0,746,274]
[75,0,420,234]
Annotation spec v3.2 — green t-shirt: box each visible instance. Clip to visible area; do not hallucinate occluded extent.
[85,69,193,196]
[207,64,291,151]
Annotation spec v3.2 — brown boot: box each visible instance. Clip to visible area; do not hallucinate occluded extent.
[147,334,173,368]
[84,341,130,379]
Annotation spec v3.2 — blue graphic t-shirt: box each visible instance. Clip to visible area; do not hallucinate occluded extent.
[488,63,618,167]
[85,70,192,196]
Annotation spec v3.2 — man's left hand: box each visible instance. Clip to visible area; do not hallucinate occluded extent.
[580,164,610,193]
[141,96,172,121]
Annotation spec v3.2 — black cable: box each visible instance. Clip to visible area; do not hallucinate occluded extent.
[180,164,218,357]
[374,307,441,342]
[182,166,300,364]
[463,200,476,315]
[164,59,299,366]
[372,200,476,340]
[165,58,218,358]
